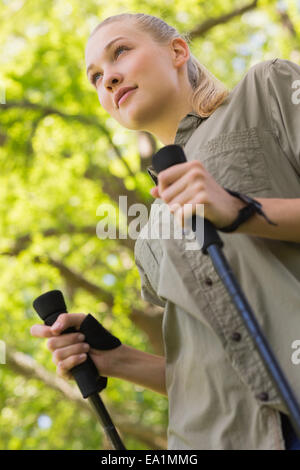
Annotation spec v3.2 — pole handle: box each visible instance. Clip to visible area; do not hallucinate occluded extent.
[33,290,107,398]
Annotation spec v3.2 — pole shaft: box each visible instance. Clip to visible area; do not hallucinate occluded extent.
[88,393,126,450]
[206,243,300,439]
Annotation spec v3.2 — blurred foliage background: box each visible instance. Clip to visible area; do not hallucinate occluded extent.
[0,0,299,450]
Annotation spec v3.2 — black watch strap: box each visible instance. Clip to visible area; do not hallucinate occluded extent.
[218,188,278,233]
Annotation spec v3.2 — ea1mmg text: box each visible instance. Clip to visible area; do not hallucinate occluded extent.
[100,453,198,466]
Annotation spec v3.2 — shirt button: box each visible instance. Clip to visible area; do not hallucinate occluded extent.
[204,277,213,286]
[230,331,242,342]
[256,392,269,402]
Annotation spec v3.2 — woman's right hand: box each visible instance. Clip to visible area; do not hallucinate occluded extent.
[30,312,122,381]
[31,313,167,396]
[30,313,91,380]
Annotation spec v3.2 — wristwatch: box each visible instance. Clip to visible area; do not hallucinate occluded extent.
[218,188,278,233]
[147,165,278,234]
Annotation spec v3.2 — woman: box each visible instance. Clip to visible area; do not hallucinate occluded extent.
[31,13,300,450]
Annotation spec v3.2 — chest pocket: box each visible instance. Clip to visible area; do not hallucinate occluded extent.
[191,127,272,196]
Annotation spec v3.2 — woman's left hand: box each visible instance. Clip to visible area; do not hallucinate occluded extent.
[150,160,246,229]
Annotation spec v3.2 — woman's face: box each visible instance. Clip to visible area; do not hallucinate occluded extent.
[85,21,187,133]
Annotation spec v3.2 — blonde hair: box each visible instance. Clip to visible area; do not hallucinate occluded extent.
[90,13,229,118]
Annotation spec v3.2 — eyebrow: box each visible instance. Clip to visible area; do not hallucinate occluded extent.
[86,36,128,77]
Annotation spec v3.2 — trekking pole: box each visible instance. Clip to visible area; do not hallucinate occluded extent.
[152,144,300,440]
[33,289,126,450]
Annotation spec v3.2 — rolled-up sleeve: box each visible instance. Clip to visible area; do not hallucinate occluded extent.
[266,58,300,175]
[135,257,165,308]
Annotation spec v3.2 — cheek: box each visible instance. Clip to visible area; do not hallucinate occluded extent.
[130,49,161,80]
[97,90,112,112]
[138,53,174,90]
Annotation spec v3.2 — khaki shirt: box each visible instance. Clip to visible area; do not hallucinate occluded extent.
[134,58,300,450]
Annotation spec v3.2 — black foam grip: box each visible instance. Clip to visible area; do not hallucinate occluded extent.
[79,314,122,350]
[152,144,186,174]
[152,144,223,254]
[33,290,107,398]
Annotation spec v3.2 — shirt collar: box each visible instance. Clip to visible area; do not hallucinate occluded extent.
[174,111,204,147]
[146,112,204,184]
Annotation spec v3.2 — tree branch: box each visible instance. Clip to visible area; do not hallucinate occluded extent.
[6,344,167,449]
[1,224,135,256]
[1,232,164,354]
[188,0,258,39]
[40,255,165,355]
[277,8,297,37]
[84,164,149,212]
[1,100,135,177]
[47,255,114,302]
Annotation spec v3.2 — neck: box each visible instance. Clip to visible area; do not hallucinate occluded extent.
[145,87,194,145]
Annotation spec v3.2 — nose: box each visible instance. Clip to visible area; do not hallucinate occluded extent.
[104,73,122,91]
[103,73,123,109]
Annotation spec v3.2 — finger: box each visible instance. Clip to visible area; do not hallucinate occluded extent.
[173,197,206,227]
[157,162,189,193]
[51,313,86,335]
[52,342,90,365]
[172,205,185,228]
[47,332,86,352]
[158,161,203,192]
[160,177,187,203]
[57,353,87,377]
[168,185,203,211]
[30,324,54,338]
[163,174,202,205]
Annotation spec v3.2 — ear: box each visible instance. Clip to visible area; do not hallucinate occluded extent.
[169,37,190,68]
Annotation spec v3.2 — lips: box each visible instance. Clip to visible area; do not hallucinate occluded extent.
[115,86,137,107]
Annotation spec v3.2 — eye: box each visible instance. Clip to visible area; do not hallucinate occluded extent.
[114,44,129,59]
[91,72,102,85]
[91,45,129,86]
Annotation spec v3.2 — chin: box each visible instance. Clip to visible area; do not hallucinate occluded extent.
[122,120,143,131]
[118,96,159,131]
[119,111,146,131]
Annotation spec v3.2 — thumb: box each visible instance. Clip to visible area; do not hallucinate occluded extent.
[51,313,86,334]
[150,186,159,197]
